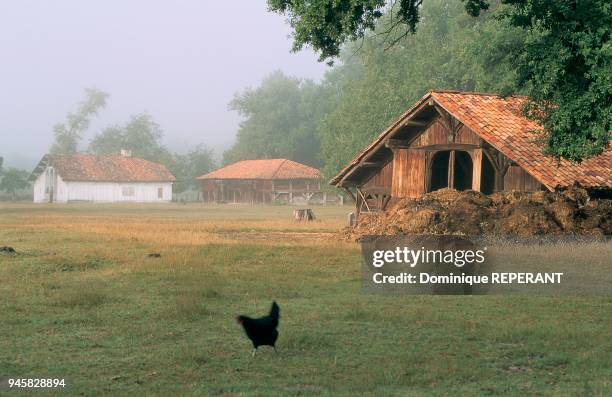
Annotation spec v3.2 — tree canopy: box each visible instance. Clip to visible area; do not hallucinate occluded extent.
[223,71,327,167]
[268,0,490,62]
[172,144,216,193]
[507,0,612,160]
[268,0,612,160]
[88,113,168,161]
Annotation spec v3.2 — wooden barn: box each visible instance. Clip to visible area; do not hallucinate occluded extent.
[198,159,326,204]
[29,152,175,203]
[331,90,611,217]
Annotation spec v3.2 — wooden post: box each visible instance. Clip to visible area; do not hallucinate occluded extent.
[289,181,293,204]
[448,150,456,189]
[356,188,372,212]
[494,171,506,192]
[471,148,482,192]
[347,212,356,226]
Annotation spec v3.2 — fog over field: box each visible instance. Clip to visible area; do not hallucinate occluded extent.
[0,0,326,168]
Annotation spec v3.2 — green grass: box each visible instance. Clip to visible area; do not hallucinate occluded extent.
[0,203,610,396]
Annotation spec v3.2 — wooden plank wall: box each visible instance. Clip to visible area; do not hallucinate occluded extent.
[455,125,481,145]
[363,160,394,189]
[410,121,481,147]
[504,165,542,191]
[391,149,425,198]
[411,121,447,147]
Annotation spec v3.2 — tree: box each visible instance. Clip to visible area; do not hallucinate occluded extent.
[171,144,216,193]
[0,168,30,200]
[223,70,326,167]
[268,0,612,160]
[50,88,109,154]
[506,0,612,160]
[89,113,167,161]
[267,0,490,63]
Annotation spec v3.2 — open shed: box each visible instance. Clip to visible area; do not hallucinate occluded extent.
[198,158,326,204]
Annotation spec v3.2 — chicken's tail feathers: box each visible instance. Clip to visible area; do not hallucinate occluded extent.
[270,301,280,321]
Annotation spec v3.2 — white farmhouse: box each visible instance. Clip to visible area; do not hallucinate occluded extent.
[30,152,175,203]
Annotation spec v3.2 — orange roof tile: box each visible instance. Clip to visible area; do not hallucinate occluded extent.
[30,154,175,182]
[331,91,611,190]
[197,159,320,180]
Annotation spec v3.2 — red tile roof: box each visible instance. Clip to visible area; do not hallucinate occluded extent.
[331,90,611,190]
[31,154,175,182]
[197,159,321,180]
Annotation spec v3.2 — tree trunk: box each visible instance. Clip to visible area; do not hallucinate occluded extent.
[293,208,315,221]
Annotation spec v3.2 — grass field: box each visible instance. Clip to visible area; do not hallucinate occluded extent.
[0,203,610,396]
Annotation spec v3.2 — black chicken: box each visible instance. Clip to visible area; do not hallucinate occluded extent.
[236,301,280,356]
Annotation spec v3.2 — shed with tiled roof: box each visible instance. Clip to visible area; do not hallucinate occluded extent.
[30,152,175,203]
[197,159,326,204]
[330,90,611,217]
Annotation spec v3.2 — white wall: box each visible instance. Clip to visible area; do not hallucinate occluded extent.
[33,166,172,203]
[33,172,46,203]
[64,181,173,202]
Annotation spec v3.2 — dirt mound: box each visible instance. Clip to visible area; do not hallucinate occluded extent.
[346,187,611,240]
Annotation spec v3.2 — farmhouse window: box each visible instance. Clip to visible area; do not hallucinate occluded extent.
[122,186,135,197]
[157,187,163,199]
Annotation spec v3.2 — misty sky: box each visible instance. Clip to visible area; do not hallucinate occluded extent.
[0,0,327,168]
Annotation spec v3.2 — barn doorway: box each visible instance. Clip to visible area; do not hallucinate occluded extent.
[428,150,473,192]
[454,151,473,191]
[430,151,450,191]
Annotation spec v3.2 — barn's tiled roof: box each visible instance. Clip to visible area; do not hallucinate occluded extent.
[331,90,611,190]
[432,91,611,190]
[30,154,175,182]
[197,159,320,180]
